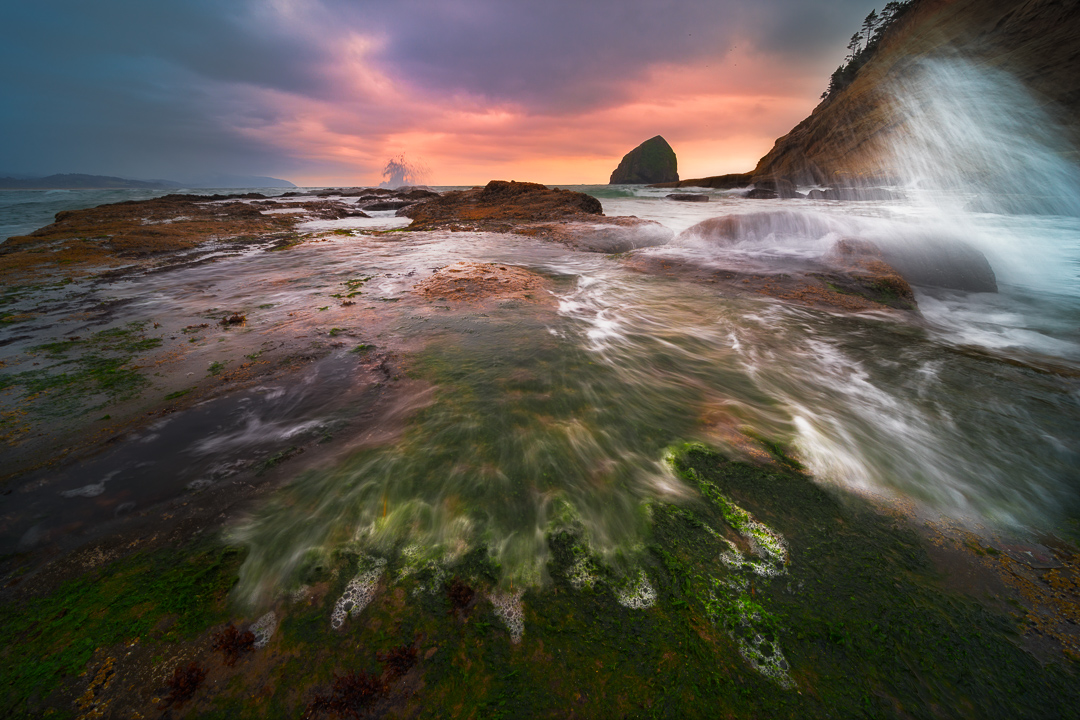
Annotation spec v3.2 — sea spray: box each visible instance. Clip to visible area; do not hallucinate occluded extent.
[885,56,1080,216]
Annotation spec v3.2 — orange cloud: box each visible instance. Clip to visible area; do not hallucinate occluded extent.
[243,42,828,186]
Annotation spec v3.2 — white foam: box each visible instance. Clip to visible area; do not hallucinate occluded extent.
[249,611,277,648]
[489,588,525,643]
[614,570,657,610]
[330,558,386,629]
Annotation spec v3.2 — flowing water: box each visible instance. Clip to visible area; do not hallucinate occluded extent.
[3,60,1079,612]
[3,187,1078,606]
[222,194,1080,605]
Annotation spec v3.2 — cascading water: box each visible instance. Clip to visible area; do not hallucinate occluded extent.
[885,56,1080,217]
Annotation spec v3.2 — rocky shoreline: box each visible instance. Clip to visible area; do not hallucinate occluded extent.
[1,180,1077,719]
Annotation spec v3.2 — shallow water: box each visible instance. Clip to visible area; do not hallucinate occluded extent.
[2,181,1078,606]
[219,193,1080,604]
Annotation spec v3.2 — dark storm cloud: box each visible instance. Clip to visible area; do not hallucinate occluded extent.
[0,0,324,177]
[1,0,881,179]
[345,0,881,111]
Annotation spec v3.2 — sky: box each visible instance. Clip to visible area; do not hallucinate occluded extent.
[0,0,882,186]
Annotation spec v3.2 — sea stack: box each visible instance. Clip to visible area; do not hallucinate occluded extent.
[609,135,679,184]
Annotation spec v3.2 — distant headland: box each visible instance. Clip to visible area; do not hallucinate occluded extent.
[0,173,296,190]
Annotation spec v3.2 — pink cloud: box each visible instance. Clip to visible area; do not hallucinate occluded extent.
[239,39,830,186]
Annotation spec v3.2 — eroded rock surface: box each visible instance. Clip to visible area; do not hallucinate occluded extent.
[413,261,551,303]
[0,188,428,284]
[400,180,603,231]
[515,218,673,253]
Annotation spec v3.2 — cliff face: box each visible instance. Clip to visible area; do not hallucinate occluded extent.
[753,0,1080,185]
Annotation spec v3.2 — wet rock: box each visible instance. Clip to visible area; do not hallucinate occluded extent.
[362,200,414,211]
[609,135,679,184]
[665,193,710,202]
[399,188,439,201]
[746,178,803,199]
[413,261,552,303]
[660,219,920,311]
[679,211,994,295]
[807,187,905,201]
[676,215,758,245]
[877,237,997,293]
[520,218,673,253]
[299,201,369,219]
[1,194,299,283]
[401,180,603,230]
[823,237,916,308]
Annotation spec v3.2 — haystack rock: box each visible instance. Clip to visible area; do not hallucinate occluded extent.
[609,136,678,184]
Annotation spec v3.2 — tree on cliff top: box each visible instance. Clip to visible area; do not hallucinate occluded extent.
[822,1,914,100]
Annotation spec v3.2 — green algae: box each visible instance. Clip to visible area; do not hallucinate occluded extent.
[165,387,194,400]
[0,544,243,716]
[233,447,1074,716]
[6,448,1078,718]
[255,445,304,476]
[0,321,163,417]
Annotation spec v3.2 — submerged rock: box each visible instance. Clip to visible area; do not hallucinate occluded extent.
[413,261,552,303]
[806,187,905,201]
[677,211,997,294]
[519,218,673,253]
[609,135,679,185]
[665,193,709,202]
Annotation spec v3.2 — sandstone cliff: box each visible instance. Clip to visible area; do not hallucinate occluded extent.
[752,0,1080,185]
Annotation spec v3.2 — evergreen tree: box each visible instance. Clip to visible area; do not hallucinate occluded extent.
[820,2,914,101]
[861,10,880,48]
[846,33,862,61]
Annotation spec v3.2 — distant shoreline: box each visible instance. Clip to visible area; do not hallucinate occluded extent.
[0,172,295,190]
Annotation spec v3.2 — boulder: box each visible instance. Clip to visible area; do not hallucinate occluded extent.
[401,180,603,229]
[878,238,997,293]
[609,136,679,184]
[827,236,996,293]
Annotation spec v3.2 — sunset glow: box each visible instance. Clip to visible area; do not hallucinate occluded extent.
[1,0,882,185]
